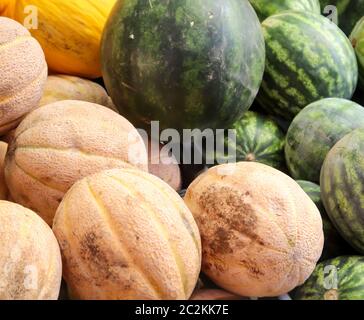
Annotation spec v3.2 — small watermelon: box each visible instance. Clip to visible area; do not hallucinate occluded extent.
[258,11,358,121]
[321,129,364,254]
[350,17,364,91]
[214,111,285,169]
[296,180,352,261]
[285,98,364,182]
[101,0,265,131]
[320,0,364,35]
[249,0,320,21]
[294,256,364,300]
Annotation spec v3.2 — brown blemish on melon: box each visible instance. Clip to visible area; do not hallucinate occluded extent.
[198,186,260,255]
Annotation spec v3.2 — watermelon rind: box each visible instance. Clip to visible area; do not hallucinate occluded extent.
[320,128,364,254]
[258,11,358,121]
[285,98,364,182]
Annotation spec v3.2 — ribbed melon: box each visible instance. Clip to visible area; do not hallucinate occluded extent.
[39,75,116,110]
[53,168,201,300]
[286,98,364,182]
[0,17,47,135]
[258,12,358,121]
[5,100,148,225]
[0,201,62,300]
[321,128,364,253]
[184,162,323,297]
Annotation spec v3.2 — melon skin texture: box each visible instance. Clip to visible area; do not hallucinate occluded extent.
[258,11,358,121]
[0,17,47,135]
[0,201,62,300]
[39,75,116,111]
[52,168,201,300]
[145,138,182,191]
[249,0,320,21]
[320,129,364,253]
[294,256,364,300]
[285,98,364,182]
[215,111,286,169]
[5,0,117,78]
[296,180,352,261]
[184,162,324,297]
[5,100,148,225]
[0,141,8,200]
[102,0,265,131]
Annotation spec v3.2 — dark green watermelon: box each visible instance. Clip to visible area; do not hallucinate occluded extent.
[258,11,358,121]
[321,129,364,254]
[296,180,352,261]
[249,0,320,21]
[294,256,364,300]
[285,98,364,183]
[350,17,364,91]
[214,111,285,169]
[320,0,364,35]
[101,0,265,131]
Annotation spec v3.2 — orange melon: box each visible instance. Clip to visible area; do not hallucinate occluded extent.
[0,17,47,135]
[184,162,324,297]
[5,100,148,225]
[53,168,201,300]
[39,75,116,111]
[0,201,62,299]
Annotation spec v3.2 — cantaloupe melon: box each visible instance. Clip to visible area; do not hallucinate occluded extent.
[184,162,324,297]
[0,17,47,135]
[39,75,116,111]
[53,168,201,300]
[5,100,148,225]
[0,201,62,300]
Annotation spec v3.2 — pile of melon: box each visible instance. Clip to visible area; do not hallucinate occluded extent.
[1,0,364,301]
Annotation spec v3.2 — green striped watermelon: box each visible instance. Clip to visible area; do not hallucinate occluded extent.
[320,0,364,35]
[350,17,364,91]
[249,0,320,21]
[101,0,265,131]
[258,11,358,121]
[321,128,364,254]
[296,180,352,261]
[215,111,285,169]
[294,256,364,300]
[286,98,364,182]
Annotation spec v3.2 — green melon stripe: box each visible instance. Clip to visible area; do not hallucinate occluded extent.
[259,81,289,117]
[279,13,353,92]
[339,263,364,287]
[289,11,355,65]
[333,164,364,250]
[289,13,357,94]
[341,157,364,240]
[323,166,354,247]
[260,11,357,121]
[264,38,317,104]
[254,139,282,155]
